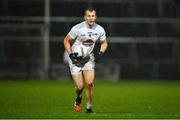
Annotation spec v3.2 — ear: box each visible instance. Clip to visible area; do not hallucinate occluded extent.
[84,16,87,21]
[95,16,97,20]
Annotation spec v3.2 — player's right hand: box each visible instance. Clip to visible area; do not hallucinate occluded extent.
[69,53,78,64]
[69,53,83,64]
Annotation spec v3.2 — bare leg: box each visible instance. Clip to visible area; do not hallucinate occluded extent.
[72,72,84,111]
[72,73,84,98]
[83,70,95,110]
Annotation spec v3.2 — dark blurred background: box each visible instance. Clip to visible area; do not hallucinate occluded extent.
[0,0,180,80]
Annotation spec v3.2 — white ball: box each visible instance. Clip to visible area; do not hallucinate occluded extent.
[72,45,89,58]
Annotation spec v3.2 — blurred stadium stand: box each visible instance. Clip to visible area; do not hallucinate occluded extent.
[0,0,180,80]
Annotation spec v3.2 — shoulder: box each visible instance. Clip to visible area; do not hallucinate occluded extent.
[95,23,105,32]
[94,23,106,35]
[72,21,85,30]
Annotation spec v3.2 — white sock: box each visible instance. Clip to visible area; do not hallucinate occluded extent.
[86,102,92,109]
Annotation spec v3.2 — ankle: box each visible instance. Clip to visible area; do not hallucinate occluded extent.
[86,102,92,109]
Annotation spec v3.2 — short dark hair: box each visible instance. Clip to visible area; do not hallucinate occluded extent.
[84,7,96,16]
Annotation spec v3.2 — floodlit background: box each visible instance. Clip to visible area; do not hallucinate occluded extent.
[0,0,180,80]
[0,0,180,119]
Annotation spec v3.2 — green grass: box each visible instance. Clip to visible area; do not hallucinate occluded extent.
[0,80,180,119]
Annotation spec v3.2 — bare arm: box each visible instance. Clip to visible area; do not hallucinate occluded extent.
[64,34,73,55]
[99,39,108,53]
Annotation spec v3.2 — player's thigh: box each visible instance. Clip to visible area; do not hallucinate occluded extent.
[83,70,95,85]
[72,73,84,90]
[82,60,95,85]
[69,64,84,89]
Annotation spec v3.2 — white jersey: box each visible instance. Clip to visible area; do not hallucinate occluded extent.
[67,21,106,75]
[69,21,106,57]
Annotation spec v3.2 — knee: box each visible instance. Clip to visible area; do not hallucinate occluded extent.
[76,85,84,91]
[86,82,94,88]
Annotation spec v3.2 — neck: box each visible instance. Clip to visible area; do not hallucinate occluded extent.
[85,22,94,28]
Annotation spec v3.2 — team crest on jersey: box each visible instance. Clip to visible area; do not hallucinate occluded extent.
[87,32,92,37]
[87,32,98,37]
[82,39,94,46]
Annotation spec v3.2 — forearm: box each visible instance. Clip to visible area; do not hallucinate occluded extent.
[64,35,72,55]
[100,40,108,53]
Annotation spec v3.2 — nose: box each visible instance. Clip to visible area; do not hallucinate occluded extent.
[90,16,94,20]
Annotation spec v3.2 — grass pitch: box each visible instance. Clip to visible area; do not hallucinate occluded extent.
[0,80,180,119]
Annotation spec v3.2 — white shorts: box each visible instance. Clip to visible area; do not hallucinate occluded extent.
[67,54,95,75]
[69,60,95,75]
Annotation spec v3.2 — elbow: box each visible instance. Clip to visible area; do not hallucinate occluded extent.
[64,35,71,47]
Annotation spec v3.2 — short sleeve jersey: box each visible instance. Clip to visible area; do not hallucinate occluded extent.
[68,21,106,56]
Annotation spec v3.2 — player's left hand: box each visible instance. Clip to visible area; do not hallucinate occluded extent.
[95,51,104,62]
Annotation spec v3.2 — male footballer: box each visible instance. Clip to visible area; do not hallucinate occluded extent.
[64,8,108,113]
